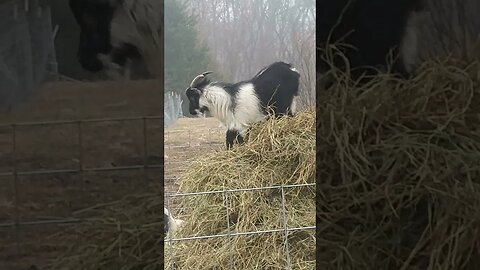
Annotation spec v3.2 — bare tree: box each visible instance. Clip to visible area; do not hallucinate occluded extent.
[417,0,480,63]
[182,0,315,109]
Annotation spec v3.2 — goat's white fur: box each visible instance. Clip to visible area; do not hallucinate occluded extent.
[290,95,299,115]
[164,207,184,234]
[400,11,425,73]
[199,83,266,137]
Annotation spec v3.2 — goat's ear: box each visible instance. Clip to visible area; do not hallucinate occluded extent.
[202,71,213,76]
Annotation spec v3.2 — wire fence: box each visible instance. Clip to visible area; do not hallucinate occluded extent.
[0,0,57,112]
[0,115,163,268]
[0,116,163,226]
[164,118,316,269]
[165,183,316,269]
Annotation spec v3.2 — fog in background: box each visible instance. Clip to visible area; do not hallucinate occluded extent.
[417,0,480,63]
[181,0,316,108]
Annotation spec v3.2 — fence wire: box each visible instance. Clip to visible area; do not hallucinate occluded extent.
[0,115,164,268]
[164,121,315,270]
[0,115,163,224]
[0,0,57,111]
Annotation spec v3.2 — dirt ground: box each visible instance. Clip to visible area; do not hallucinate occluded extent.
[164,117,224,194]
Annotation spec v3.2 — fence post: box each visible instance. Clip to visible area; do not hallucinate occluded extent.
[11,124,20,257]
[280,184,292,270]
[77,121,84,184]
[142,117,148,182]
[223,188,234,269]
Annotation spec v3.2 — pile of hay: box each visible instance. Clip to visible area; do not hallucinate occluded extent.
[317,59,480,269]
[51,110,316,269]
[166,110,316,269]
[51,193,166,270]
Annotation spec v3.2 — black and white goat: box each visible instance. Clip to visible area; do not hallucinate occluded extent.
[317,0,425,83]
[69,0,163,79]
[185,62,300,149]
[164,207,183,236]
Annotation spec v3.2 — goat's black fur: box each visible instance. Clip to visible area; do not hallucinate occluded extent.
[69,0,142,73]
[317,0,424,82]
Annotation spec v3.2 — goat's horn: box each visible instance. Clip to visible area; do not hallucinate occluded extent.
[190,74,205,88]
[190,71,213,88]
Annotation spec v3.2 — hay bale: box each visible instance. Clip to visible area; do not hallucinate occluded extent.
[166,110,316,269]
[317,59,480,269]
[50,110,315,269]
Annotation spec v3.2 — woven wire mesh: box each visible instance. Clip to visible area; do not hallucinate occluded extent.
[164,118,315,269]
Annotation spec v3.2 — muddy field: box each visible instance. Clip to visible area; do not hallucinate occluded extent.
[0,79,167,269]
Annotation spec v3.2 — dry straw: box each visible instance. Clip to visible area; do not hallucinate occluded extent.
[317,58,480,269]
[50,110,316,269]
[166,110,316,269]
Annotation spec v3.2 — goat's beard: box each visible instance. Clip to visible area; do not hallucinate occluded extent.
[194,107,209,118]
[97,53,132,80]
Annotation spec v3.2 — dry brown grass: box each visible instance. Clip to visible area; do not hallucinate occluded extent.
[317,58,480,269]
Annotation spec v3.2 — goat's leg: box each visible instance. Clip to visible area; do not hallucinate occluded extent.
[237,133,244,144]
[286,96,297,117]
[226,129,244,149]
[226,129,237,149]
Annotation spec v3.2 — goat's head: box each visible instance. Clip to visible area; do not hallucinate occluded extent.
[164,207,184,236]
[69,0,116,72]
[185,71,213,116]
[69,0,140,73]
